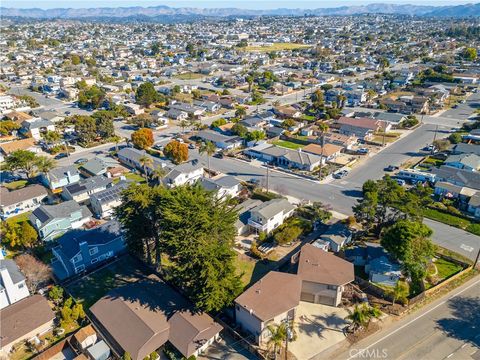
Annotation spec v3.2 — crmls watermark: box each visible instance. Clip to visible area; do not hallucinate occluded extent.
[349,348,389,359]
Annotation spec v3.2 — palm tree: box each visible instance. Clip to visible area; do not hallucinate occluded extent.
[138,154,153,182]
[151,166,167,185]
[316,121,329,180]
[199,141,216,178]
[35,156,56,183]
[266,323,287,360]
[346,304,381,333]
[388,281,409,306]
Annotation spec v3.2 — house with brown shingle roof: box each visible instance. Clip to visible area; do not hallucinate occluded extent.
[0,138,39,156]
[235,244,354,345]
[302,143,343,162]
[90,275,222,360]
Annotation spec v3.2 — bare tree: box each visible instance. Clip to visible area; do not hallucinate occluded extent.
[15,254,51,293]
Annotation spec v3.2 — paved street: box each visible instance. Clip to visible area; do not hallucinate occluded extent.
[329,275,480,360]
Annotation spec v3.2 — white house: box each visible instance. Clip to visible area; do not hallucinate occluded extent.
[0,95,15,112]
[0,257,30,309]
[41,165,81,192]
[0,185,48,220]
[248,198,295,234]
[163,161,204,188]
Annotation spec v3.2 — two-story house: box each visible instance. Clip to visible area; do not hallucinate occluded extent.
[51,221,125,280]
[62,175,113,204]
[0,185,48,220]
[248,198,295,234]
[41,165,80,193]
[0,257,30,309]
[30,200,92,241]
[90,181,129,219]
[163,160,204,188]
[198,175,241,199]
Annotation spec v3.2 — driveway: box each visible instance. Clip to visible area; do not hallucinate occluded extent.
[198,333,258,360]
[289,302,350,360]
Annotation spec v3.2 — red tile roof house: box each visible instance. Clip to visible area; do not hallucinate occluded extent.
[336,117,391,140]
[90,275,222,360]
[234,244,354,346]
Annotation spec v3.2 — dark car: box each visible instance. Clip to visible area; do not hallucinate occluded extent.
[333,169,349,179]
[213,152,224,159]
[74,158,88,165]
[54,153,68,160]
[385,165,399,172]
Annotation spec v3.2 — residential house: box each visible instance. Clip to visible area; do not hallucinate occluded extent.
[80,158,109,177]
[124,103,144,116]
[0,295,55,355]
[72,325,97,351]
[165,108,188,121]
[323,132,357,150]
[0,259,30,309]
[195,130,243,150]
[41,165,81,192]
[373,112,407,126]
[248,198,295,234]
[90,275,222,360]
[318,222,352,252]
[336,117,390,140]
[90,181,129,219]
[51,221,125,280]
[0,184,48,219]
[273,105,302,119]
[198,175,241,199]
[468,193,480,219]
[234,272,301,346]
[117,148,167,175]
[452,143,480,156]
[235,199,263,236]
[444,154,480,172]
[432,166,480,190]
[0,138,40,157]
[20,119,55,140]
[62,175,113,204]
[169,102,205,118]
[163,160,204,188]
[302,143,343,164]
[30,200,92,241]
[296,244,354,306]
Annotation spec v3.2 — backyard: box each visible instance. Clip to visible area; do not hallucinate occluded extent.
[234,253,276,287]
[272,139,305,150]
[65,255,151,309]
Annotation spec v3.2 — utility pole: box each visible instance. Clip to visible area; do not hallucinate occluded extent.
[266,165,270,193]
[431,124,439,155]
[382,120,387,147]
[284,316,290,360]
[474,247,480,270]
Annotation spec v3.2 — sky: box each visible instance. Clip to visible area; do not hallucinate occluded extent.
[1,0,475,9]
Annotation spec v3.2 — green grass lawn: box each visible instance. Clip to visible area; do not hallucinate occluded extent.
[174,72,205,80]
[235,254,276,287]
[3,179,29,190]
[5,211,31,225]
[243,42,311,52]
[422,208,471,229]
[272,140,305,150]
[66,256,151,309]
[125,172,147,183]
[434,257,463,280]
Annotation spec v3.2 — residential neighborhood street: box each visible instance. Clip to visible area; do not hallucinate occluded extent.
[329,275,480,360]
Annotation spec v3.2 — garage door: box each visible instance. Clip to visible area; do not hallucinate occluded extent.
[300,292,315,302]
[317,295,336,306]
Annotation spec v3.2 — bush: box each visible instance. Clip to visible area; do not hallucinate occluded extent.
[274,225,302,245]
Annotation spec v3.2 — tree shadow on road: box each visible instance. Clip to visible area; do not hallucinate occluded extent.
[435,295,480,348]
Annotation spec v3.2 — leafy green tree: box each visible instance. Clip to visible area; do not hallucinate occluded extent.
[0,221,21,248]
[210,118,227,129]
[70,54,81,65]
[136,82,159,107]
[274,225,302,245]
[19,95,39,108]
[0,120,20,135]
[48,285,64,303]
[448,133,462,144]
[246,130,265,142]
[131,128,154,150]
[122,353,132,360]
[42,130,61,145]
[4,150,37,178]
[235,106,247,118]
[35,156,56,183]
[19,221,38,248]
[199,141,216,178]
[381,220,435,285]
[231,123,248,138]
[462,47,477,61]
[267,323,288,359]
[388,281,409,305]
[74,116,97,144]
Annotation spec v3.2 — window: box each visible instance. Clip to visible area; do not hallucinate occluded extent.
[89,247,98,256]
[327,285,337,290]
[91,258,98,264]
[75,265,85,273]
[18,283,25,289]
[73,254,83,263]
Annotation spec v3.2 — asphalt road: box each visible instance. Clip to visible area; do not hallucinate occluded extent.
[330,275,480,360]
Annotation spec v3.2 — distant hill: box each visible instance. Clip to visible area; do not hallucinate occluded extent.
[1,3,479,20]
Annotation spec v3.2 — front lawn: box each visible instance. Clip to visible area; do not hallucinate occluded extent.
[422,207,471,229]
[3,180,28,190]
[174,72,205,80]
[66,256,151,309]
[434,257,463,280]
[272,140,304,150]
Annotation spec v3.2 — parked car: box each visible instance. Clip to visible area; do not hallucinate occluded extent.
[249,178,260,185]
[152,144,164,151]
[422,144,436,152]
[333,169,349,179]
[213,152,224,159]
[395,179,406,186]
[356,148,369,155]
[54,153,68,160]
[188,143,196,149]
[74,158,88,165]
[385,165,399,172]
